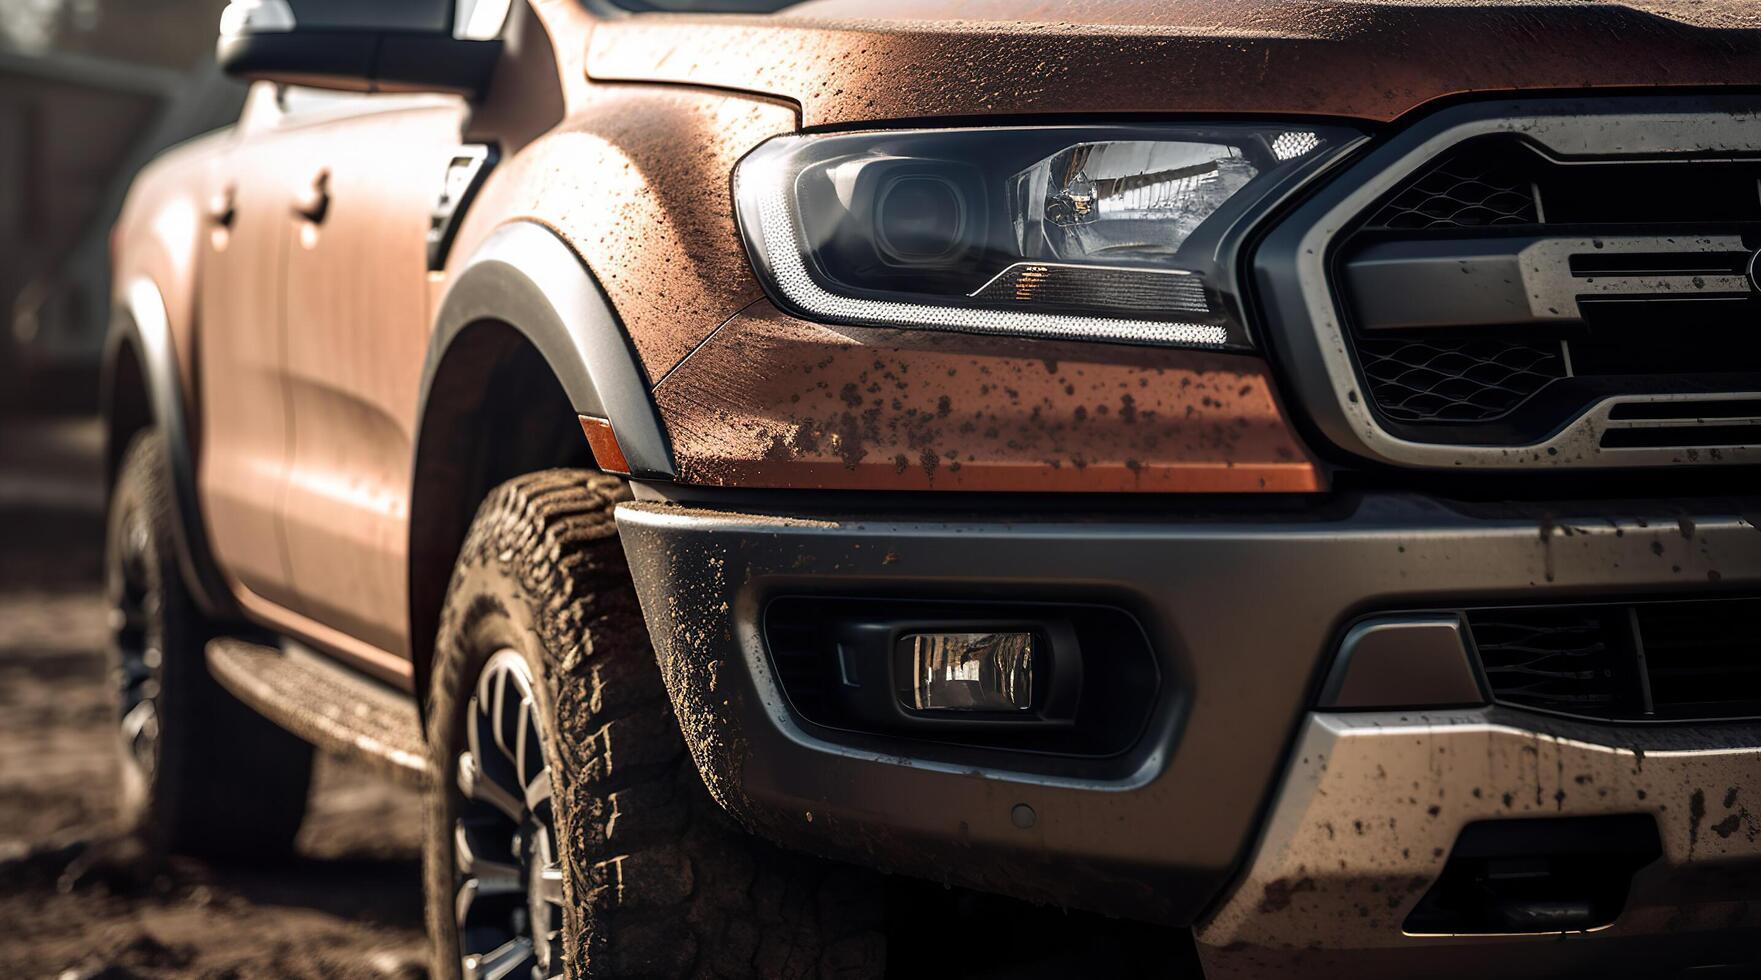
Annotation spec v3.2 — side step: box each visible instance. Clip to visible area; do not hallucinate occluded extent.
[206,637,430,786]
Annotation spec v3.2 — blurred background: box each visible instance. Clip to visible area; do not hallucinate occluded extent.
[1,3,428,976]
[1,0,238,412]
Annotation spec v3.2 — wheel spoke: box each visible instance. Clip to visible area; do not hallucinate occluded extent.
[454,877,480,930]
[534,861,565,907]
[476,663,500,727]
[466,700,490,778]
[523,766,552,813]
[514,696,534,787]
[120,699,156,737]
[491,667,517,761]
[465,937,536,980]
[108,509,162,775]
[456,652,568,980]
[470,673,502,767]
[120,699,158,769]
[457,751,524,823]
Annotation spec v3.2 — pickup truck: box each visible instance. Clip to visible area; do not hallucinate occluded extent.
[103,1,1761,977]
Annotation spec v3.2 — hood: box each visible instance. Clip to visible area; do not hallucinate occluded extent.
[588,0,1761,127]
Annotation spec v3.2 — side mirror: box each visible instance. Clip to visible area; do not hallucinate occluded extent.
[217,0,507,98]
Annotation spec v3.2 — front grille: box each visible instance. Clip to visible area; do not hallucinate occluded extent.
[1467,599,1761,722]
[1363,144,1538,230]
[1333,133,1761,449]
[1359,337,1564,423]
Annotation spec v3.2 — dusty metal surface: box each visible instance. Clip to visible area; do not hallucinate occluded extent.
[653,301,1321,492]
[206,637,429,785]
[451,76,797,384]
[1198,710,1761,979]
[108,126,234,422]
[617,494,1761,926]
[588,1,1761,129]
[112,0,801,666]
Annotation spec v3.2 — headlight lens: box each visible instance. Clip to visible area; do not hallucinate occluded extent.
[734,124,1358,349]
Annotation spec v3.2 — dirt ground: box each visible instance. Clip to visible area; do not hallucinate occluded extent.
[0,415,431,979]
[0,414,1202,980]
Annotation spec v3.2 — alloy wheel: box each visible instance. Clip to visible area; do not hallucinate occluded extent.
[110,504,161,780]
[453,650,565,980]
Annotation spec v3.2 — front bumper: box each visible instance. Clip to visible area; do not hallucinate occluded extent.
[614,492,1761,955]
[1198,709,1761,979]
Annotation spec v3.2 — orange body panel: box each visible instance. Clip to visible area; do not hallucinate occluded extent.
[445,78,795,383]
[109,128,230,445]
[277,100,466,663]
[195,125,313,613]
[589,1,1761,128]
[656,302,1320,493]
[109,0,1761,672]
[112,0,803,673]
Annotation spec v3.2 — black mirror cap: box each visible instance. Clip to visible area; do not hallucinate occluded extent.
[219,31,501,99]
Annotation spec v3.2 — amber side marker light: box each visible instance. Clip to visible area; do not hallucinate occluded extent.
[578,415,631,475]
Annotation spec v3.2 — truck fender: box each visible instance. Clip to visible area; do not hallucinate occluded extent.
[102,277,235,617]
[419,220,675,480]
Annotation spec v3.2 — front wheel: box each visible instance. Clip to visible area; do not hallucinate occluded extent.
[424,470,886,979]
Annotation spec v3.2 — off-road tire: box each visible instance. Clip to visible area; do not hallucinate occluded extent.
[105,430,314,857]
[425,470,887,979]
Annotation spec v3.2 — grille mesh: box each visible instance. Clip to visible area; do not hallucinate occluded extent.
[1358,338,1564,422]
[1365,146,1539,230]
[1328,120,1761,455]
[1466,600,1761,722]
[1471,610,1618,715]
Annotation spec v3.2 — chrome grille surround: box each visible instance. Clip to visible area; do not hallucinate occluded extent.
[1254,96,1761,470]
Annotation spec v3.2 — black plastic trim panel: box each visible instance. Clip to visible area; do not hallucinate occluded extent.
[103,279,236,618]
[219,31,501,99]
[421,220,675,479]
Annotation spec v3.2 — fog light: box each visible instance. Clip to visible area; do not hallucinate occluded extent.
[897,631,1035,712]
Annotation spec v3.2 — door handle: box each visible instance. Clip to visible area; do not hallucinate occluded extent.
[292,169,330,224]
[207,185,236,228]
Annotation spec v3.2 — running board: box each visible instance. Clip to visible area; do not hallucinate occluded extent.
[206,637,430,786]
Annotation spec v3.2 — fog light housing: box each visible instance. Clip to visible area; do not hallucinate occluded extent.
[897,631,1036,713]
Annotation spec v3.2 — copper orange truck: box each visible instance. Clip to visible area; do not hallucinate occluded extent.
[101,1,1761,977]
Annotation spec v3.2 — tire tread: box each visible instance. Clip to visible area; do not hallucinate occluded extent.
[427,470,884,979]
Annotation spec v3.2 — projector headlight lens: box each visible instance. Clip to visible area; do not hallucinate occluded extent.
[734,124,1359,349]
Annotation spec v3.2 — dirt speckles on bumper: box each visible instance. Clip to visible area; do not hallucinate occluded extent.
[1199,710,1761,979]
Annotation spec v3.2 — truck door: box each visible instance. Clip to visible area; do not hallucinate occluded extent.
[276,95,467,678]
[195,88,322,613]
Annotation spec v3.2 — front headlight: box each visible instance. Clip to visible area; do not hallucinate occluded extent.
[734,124,1359,349]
